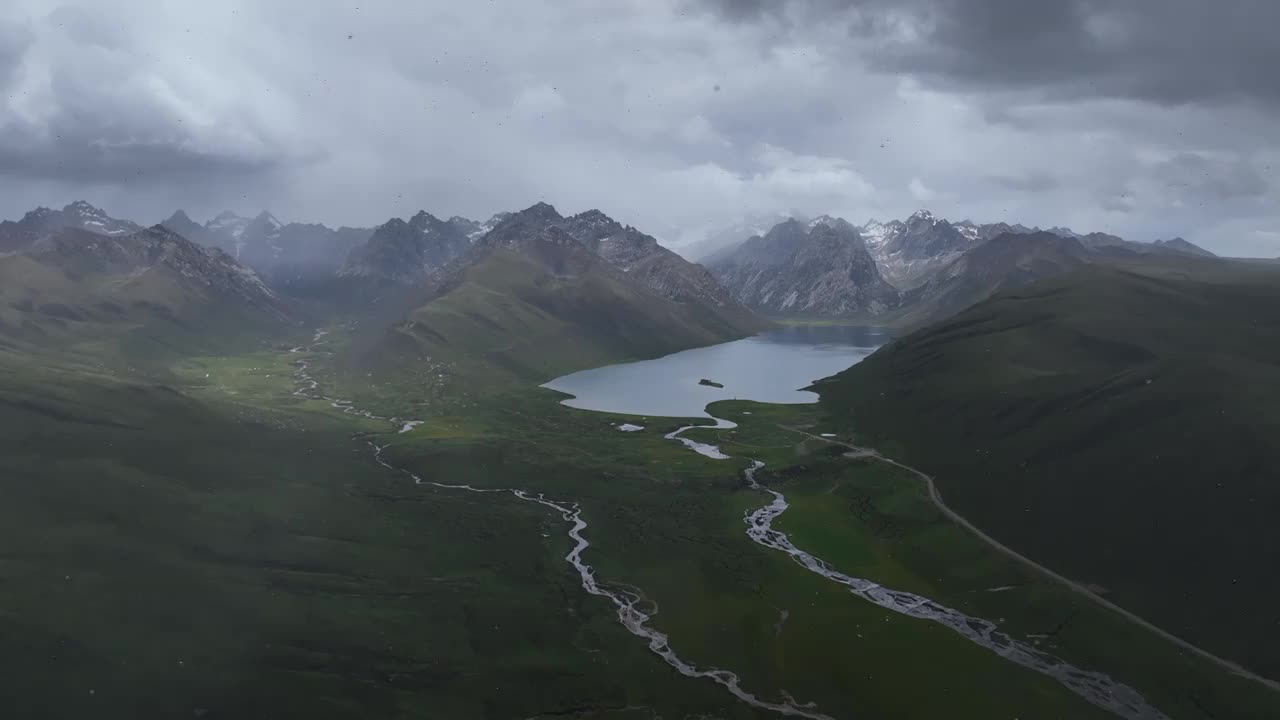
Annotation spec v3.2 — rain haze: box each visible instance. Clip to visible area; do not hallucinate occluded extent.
[1,0,1277,255]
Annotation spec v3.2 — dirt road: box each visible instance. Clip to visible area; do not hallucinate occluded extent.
[780,425,1280,695]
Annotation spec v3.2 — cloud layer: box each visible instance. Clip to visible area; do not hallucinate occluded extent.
[0,0,1275,255]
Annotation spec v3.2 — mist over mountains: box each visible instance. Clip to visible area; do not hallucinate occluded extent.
[0,199,1220,331]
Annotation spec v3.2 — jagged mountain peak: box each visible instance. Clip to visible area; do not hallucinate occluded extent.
[141,223,185,241]
[1153,236,1215,257]
[210,210,244,224]
[807,215,860,236]
[20,206,57,222]
[64,200,104,214]
[807,214,845,230]
[707,216,899,317]
[764,217,810,239]
[58,201,139,236]
[561,209,626,244]
[860,219,897,251]
[339,209,471,283]
[409,209,443,224]
[27,222,278,306]
[447,212,512,241]
[253,210,281,226]
[571,208,612,222]
[516,201,563,223]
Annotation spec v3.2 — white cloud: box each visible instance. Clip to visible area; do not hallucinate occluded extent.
[908,177,934,202]
[512,85,566,117]
[0,0,1271,256]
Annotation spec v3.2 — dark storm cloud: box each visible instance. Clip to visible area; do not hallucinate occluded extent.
[1154,152,1268,201]
[0,22,32,89]
[988,172,1060,193]
[0,138,286,184]
[0,7,304,186]
[1,0,1276,257]
[699,0,1280,107]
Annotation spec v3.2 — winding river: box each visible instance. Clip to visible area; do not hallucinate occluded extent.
[294,327,1168,720]
[291,330,835,720]
[559,329,1169,720]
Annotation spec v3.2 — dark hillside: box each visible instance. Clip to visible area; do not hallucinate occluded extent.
[815,259,1280,680]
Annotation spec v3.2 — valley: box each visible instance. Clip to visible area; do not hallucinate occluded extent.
[5,4,1275,717]
[1,198,1277,720]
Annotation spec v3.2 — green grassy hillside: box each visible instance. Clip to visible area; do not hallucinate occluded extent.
[0,228,288,372]
[815,258,1280,680]
[891,230,1090,327]
[352,245,764,388]
[0,353,760,719]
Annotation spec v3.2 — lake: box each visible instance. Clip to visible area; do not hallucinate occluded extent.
[541,325,887,418]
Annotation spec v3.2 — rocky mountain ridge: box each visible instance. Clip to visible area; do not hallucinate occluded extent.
[706,209,1215,322]
[707,217,900,318]
[1,201,142,253]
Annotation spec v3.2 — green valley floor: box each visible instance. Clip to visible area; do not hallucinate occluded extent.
[1,330,1277,719]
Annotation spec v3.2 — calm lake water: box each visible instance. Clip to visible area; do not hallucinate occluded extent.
[541,325,887,418]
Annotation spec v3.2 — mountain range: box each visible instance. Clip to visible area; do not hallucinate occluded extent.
[704,209,1216,323]
[707,216,899,317]
[2,199,1222,346]
[355,202,764,381]
[4,195,1275,720]
[160,209,373,287]
[0,201,142,253]
[1,200,764,380]
[337,210,476,284]
[0,222,284,364]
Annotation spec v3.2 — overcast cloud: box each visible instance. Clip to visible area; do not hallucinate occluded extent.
[0,0,1276,255]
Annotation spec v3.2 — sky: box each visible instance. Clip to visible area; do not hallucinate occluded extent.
[0,0,1277,256]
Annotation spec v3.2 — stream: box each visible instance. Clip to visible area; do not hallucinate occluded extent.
[293,329,1167,720]
[664,426,1169,720]
[290,332,836,720]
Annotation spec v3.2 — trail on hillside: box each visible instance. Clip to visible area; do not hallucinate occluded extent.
[289,331,836,720]
[665,424,1168,720]
[781,425,1280,698]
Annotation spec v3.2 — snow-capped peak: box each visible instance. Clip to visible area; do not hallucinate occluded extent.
[254,211,281,230]
[473,212,511,239]
[64,200,104,216]
[861,219,896,249]
[208,211,247,230]
[907,209,936,224]
[61,201,136,235]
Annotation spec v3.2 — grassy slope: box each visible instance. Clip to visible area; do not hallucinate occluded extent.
[682,400,1280,720]
[7,246,1280,718]
[814,259,1280,680]
[0,349,769,719]
[0,340,1111,720]
[376,393,1122,720]
[6,316,1279,718]
[0,250,287,376]
[345,248,762,396]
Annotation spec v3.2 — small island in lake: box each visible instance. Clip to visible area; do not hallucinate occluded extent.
[698,378,724,388]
